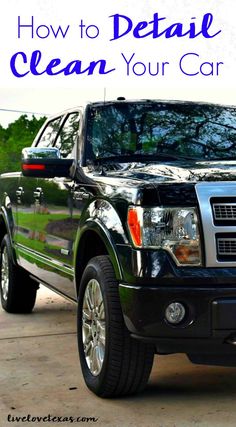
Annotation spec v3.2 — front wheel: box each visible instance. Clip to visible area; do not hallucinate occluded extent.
[0,234,38,313]
[77,255,154,397]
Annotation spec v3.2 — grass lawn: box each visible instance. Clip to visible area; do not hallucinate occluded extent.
[16,211,79,240]
[17,212,67,232]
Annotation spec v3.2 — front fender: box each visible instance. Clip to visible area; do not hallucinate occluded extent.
[74,199,129,280]
[85,199,129,245]
[78,219,123,279]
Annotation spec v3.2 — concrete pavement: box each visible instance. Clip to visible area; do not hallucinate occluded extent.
[1,286,236,427]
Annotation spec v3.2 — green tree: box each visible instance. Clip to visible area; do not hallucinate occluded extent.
[0,115,46,173]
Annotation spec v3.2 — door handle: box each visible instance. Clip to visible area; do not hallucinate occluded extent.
[73,191,90,201]
[33,187,43,199]
[16,187,24,197]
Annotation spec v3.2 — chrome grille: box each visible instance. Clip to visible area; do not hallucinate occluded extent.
[217,238,236,255]
[213,203,236,220]
[196,183,236,267]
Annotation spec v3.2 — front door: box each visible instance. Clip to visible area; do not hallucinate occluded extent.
[15,115,63,274]
[31,112,81,299]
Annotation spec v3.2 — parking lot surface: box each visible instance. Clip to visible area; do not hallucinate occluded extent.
[1,286,236,427]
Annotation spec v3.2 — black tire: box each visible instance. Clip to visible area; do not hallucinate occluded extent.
[0,234,38,313]
[77,255,154,397]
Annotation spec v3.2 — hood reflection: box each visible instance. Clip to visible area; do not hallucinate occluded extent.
[100,159,236,184]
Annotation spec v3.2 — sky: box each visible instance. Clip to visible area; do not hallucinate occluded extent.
[1,86,236,128]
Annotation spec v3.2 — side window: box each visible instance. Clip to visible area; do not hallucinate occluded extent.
[55,112,80,158]
[37,117,62,148]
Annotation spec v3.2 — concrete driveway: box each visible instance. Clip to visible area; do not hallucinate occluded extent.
[1,286,236,427]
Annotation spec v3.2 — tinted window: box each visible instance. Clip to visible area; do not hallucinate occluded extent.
[55,112,80,158]
[87,103,236,161]
[37,117,62,148]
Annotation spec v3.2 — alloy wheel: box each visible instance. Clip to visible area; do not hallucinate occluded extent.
[82,278,106,376]
[1,247,9,301]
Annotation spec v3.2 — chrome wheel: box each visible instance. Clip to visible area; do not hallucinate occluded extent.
[1,247,9,301]
[82,278,106,376]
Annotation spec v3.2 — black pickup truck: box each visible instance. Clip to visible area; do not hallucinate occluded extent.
[1,99,236,397]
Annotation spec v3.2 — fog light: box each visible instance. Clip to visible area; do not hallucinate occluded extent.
[165,302,186,325]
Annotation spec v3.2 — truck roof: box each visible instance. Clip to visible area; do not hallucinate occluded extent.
[54,98,236,117]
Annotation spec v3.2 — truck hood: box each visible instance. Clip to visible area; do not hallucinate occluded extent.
[103,159,236,184]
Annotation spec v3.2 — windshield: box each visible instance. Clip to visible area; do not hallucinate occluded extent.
[86,102,236,162]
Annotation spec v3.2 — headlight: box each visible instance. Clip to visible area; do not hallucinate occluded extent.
[127,206,202,266]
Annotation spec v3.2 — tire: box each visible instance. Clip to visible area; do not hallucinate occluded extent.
[77,255,154,397]
[0,234,38,313]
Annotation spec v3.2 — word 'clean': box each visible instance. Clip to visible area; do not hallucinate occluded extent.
[10,50,115,77]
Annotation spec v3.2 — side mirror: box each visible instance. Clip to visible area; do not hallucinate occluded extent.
[21,147,73,178]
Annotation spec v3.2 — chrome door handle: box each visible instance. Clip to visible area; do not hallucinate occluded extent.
[16,187,24,197]
[33,187,43,199]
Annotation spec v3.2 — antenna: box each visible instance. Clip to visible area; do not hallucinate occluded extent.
[103,87,106,104]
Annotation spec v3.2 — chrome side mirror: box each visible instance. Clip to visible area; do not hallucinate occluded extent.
[22,147,61,160]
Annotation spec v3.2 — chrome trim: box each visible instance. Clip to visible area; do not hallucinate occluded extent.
[15,243,74,276]
[22,147,61,160]
[213,203,236,220]
[61,248,70,256]
[226,337,236,345]
[217,238,236,256]
[196,182,236,267]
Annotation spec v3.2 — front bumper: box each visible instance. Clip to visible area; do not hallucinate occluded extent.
[119,283,236,358]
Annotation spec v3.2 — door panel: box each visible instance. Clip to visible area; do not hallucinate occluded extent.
[14,176,38,273]
[28,111,81,298]
[15,115,64,273]
[31,177,81,298]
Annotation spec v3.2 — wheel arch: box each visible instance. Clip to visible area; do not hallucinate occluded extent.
[0,208,15,256]
[74,220,123,297]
